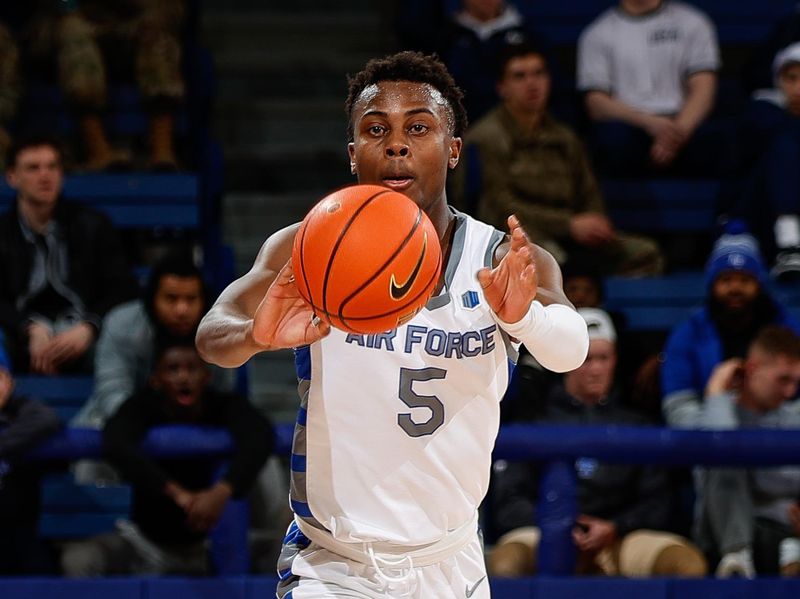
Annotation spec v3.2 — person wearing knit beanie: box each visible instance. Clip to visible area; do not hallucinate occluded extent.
[704,231,769,291]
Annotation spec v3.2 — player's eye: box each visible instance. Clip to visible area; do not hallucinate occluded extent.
[409,124,428,134]
[367,125,386,136]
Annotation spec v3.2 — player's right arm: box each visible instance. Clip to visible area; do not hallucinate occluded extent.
[196,224,329,368]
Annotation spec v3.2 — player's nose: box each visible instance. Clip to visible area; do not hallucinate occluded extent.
[385,133,409,157]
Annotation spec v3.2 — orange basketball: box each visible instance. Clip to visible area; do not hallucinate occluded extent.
[291,184,442,334]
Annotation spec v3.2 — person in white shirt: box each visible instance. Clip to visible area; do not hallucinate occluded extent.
[577,0,728,176]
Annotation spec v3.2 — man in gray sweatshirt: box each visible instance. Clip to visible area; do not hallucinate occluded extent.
[699,325,800,577]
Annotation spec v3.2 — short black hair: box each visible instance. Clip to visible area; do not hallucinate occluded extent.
[153,336,200,367]
[561,257,605,300]
[495,41,549,82]
[144,248,209,323]
[345,51,468,141]
[6,132,65,169]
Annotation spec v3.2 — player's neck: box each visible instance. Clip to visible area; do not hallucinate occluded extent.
[434,214,456,293]
[440,213,456,256]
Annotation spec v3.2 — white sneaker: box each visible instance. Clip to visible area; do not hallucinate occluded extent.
[716,547,756,578]
[779,537,800,570]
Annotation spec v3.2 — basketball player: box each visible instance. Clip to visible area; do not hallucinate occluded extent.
[196,51,589,598]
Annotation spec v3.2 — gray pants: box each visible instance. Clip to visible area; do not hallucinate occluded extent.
[61,520,208,577]
[694,468,754,557]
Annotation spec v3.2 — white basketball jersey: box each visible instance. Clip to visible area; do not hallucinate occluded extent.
[290,210,512,545]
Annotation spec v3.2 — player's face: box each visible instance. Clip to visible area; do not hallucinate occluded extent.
[746,353,800,411]
[712,271,760,312]
[498,53,550,115]
[779,63,800,116]
[153,275,205,337]
[152,346,210,408]
[348,81,462,215]
[6,145,64,208]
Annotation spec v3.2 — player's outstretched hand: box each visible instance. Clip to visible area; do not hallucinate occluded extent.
[477,214,538,323]
[252,260,331,349]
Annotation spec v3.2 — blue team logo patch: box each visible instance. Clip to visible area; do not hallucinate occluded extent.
[461,290,480,310]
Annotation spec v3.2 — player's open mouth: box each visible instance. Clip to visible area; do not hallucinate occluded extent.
[383,177,414,191]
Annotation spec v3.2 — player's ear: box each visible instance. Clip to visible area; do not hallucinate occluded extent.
[448,137,462,169]
[348,142,357,175]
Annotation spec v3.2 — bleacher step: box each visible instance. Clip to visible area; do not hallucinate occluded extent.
[223,146,351,194]
[201,12,388,52]
[222,191,329,273]
[215,99,347,147]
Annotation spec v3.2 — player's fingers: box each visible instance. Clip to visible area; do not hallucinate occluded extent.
[276,259,295,287]
[509,221,530,249]
[515,244,533,263]
[521,263,537,286]
[476,267,493,289]
[507,214,521,232]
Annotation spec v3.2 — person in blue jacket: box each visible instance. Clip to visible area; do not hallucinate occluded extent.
[0,330,63,574]
[662,229,800,427]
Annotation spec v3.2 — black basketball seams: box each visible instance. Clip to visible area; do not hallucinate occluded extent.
[336,205,423,325]
[296,188,441,333]
[318,189,393,318]
[296,248,439,333]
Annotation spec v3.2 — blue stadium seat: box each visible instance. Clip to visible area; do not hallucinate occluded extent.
[601,179,721,233]
[39,472,132,539]
[14,373,131,539]
[0,174,200,229]
[15,375,93,422]
[605,271,800,331]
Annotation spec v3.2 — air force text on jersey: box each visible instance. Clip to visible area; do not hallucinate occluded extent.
[344,324,497,359]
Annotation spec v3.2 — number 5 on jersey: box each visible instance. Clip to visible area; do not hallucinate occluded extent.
[398,367,446,437]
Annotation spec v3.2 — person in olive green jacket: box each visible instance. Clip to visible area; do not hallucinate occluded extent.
[452,41,663,277]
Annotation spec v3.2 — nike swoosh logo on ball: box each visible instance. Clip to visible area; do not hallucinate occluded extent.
[390,233,427,300]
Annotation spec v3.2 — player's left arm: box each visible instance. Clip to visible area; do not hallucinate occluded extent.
[480,215,588,373]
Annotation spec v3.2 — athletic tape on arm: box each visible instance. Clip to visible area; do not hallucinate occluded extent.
[496,301,589,373]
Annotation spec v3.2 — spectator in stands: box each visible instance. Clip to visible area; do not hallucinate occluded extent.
[439,0,560,123]
[577,0,730,177]
[0,17,20,171]
[452,42,664,276]
[72,250,234,433]
[489,308,707,578]
[61,339,272,576]
[503,258,610,424]
[697,326,800,577]
[662,230,800,427]
[562,258,605,310]
[31,0,186,171]
[742,3,800,95]
[0,334,63,575]
[733,43,800,280]
[0,133,137,374]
